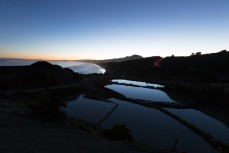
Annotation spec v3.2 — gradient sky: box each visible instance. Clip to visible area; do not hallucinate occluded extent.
[0,0,229,60]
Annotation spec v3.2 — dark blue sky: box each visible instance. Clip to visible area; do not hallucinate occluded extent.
[0,0,229,59]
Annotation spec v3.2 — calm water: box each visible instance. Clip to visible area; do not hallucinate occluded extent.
[0,59,105,74]
[112,79,164,88]
[166,108,229,143]
[60,96,115,124]
[61,81,229,153]
[61,95,217,153]
[106,84,175,102]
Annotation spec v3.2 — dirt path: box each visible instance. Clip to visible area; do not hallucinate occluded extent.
[153,58,164,68]
[5,77,99,95]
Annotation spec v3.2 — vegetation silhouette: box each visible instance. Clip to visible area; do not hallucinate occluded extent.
[102,124,134,142]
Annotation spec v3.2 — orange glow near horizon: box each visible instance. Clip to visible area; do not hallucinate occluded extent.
[0,48,119,60]
[0,51,87,61]
[1,0,229,61]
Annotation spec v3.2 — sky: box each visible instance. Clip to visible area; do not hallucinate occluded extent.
[0,0,229,60]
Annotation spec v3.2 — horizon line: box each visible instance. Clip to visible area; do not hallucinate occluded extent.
[0,49,227,61]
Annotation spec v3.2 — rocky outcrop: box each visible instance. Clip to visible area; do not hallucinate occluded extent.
[0,61,79,90]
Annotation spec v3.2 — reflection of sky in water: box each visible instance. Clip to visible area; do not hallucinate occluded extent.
[0,59,105,74]
[106,84,174,102]
[112,79,164,88]
[103,98,217,153]
[166,108,229,143]
[60,95,114,124]
[62,96,217,153]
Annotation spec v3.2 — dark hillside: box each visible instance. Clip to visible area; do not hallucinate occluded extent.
[100,50,229,106]
[160,50,229,83]
[162,50,229,68]
[0,61,80,90]
[100,56,161,79]
[101,50,229,83]
[79,54,143,63]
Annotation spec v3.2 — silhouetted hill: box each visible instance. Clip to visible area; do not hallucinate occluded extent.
[78,54,143,63]
[100,50,229,106]
[0,61,79,90]
[99,56,161,79]
[101,50,229,83]
[159,50,229,83]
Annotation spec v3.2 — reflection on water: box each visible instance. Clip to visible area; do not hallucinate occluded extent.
[60,96,115,123]
[106,84,175,102]
[112,79,164,88]
[0,59,105,74]
[62,96,217,153]
[198,106,229,129]
[166,108,229,143]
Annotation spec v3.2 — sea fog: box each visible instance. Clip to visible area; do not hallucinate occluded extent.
[0,59,105,74]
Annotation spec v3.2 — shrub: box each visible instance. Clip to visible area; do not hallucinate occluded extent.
[102,124,134,142]
[29,93,65,121]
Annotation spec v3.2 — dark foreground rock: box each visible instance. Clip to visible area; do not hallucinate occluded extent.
[0,98,166,153]
[0,61,81,91]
